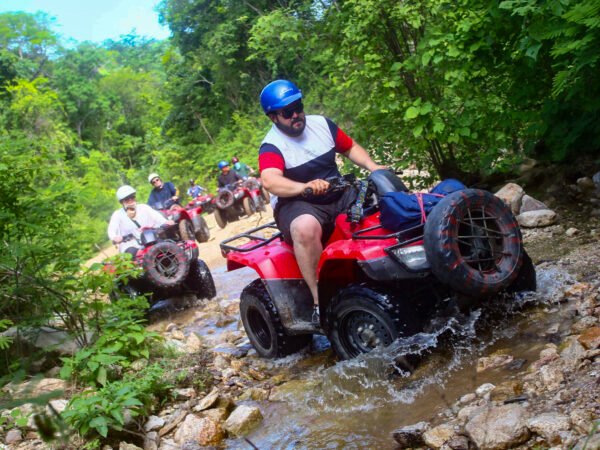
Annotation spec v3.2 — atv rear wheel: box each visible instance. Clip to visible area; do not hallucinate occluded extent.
[179,219,195,241]
[214,209,227,229]
[261,186,270,204]
[142,241,190,288]
[240,279,312,358]
[192,215,210,243]
[185,259,216,299]
[424,189,523,297]
[329,286,404,360]
[242,196,255,216]
[216,189,234,209]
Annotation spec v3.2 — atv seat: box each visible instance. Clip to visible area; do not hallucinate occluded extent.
[368,169,409,196]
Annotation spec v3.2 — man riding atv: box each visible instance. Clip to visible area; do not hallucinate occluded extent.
[107,185,174,257]
[147,173,180,210]
[217,160,242,188]
[258,79,386,323]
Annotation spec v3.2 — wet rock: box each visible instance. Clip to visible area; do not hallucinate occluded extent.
[475,383,495,397]
[459,393,476,405]
[495,183,524,215]
[194,389,220,411]
[223,405,263,436]
[423,423,456,449]
[392,421,429,448]
[215,314,236,328]
[566,227,579,237]
[144,415,165,432]
[476,354,514,372]
[238,387,269,401]
[572,316,599,334]
[527,412,570,445]
[269,379,318,402]
[5,428,23,444]
[517,209,558,228]
[520,194,548,213]
[174,414,224,446]
[171,330,185,341]
[465,404,530,450]
[143,431,159,450]
[489,381,523,402]
[457,405,485,425]
[577,326,600,349]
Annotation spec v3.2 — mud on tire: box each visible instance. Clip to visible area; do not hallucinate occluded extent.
[240,279,312,358]
[185,259,216,299]
[179,219,195,241]
[142,241,190,288]
[424,189,523,297]
[192,215,210,243]
[242,196,255,217]
[214,208,227,229]
[216,189,234,209]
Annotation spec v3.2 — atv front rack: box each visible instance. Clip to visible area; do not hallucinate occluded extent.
[352,222,425,247]
[220,221,283,254]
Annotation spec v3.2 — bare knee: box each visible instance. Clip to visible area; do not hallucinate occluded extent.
[290,215,321,246]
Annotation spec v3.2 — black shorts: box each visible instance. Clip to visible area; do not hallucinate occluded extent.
[274,188,358,245]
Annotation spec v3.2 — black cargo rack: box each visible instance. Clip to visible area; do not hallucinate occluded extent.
[352,222,425,247]
[220,221,283,254]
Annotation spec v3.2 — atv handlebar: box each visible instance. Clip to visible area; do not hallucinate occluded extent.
[302,174,358,197]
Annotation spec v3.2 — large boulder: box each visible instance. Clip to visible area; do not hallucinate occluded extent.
[392,422,429,448]
[423,423,456,449]
[519,195,548,213]
[495,183,524,215]
[527,412,570,445]
[517,209,557,227]
[223,405,263,436]
[465,404,530,450]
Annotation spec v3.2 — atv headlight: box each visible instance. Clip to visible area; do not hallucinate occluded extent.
[387,245,430,271]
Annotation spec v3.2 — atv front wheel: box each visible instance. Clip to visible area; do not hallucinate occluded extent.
[179,219,195,241]
[214,209,227,229]
[192,215,210,243]
[240,279,312,358]
[185,259,216,299]
[142,241,190,288]
[424,189,523,297]
[329,286,403,360]
[242,196,255,216]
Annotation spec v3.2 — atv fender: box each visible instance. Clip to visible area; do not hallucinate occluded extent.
[226,239,302,279]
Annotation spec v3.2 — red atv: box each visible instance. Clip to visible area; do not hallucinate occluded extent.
[154,198,211,244]
[212,178,268,229]
[220,170,536,360]
[108,226,216,304]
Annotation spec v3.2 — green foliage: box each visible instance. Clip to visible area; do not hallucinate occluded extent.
[62,363,170,439]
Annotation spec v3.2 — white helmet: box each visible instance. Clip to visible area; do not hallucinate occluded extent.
[116,185,136,201]
[148,172,160,183]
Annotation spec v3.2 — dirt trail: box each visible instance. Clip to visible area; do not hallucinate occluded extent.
[86,206,276,270]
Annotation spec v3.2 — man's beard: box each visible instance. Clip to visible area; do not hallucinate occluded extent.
[275,116,306,137]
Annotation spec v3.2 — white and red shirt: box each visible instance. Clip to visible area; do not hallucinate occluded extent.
[259,115,353,206]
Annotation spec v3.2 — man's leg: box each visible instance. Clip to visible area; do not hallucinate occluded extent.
[289,214,323,306]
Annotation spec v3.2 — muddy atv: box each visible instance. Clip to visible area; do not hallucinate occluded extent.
[153,199,211,244]
[213,179,267,229]
[107,226,216,304]
[220,170,536,360]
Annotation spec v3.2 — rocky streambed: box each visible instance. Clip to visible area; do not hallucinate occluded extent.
[3,174,600,449]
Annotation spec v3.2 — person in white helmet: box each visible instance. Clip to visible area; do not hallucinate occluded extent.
[107,185,174,256]
[147,173,179,210]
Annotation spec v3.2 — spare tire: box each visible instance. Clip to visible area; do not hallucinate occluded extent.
[216,189,234,209]
[424,189,523,297]
[142,241,190,288]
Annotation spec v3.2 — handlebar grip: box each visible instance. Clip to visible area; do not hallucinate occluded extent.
[303,187,313,196]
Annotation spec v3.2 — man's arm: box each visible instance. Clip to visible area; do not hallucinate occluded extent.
[147,191,157,209]
[342,141,387,172]
[261,168,329,196]
[107,211,122,243]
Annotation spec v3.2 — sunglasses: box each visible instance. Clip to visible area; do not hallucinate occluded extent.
[151,178,161,184]
[278,102,304,119]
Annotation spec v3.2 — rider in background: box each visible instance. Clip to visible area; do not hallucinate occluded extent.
[231,156,255,179]
[187,179,204,198]
[108,185,173,257]
[217,160,242,188]
[147,173,179,210]
[258,79,386,323]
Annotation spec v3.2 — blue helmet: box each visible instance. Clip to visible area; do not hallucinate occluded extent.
[218,160,229,170]
[260,80,302,114]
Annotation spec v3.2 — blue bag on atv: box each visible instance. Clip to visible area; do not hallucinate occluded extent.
[379,179,466,231]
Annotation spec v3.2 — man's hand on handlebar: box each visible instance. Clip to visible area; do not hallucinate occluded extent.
[112,236,124,244]
[304,179,330,196]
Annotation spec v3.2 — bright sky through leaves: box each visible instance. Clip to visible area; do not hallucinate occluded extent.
[0,0,170,43]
